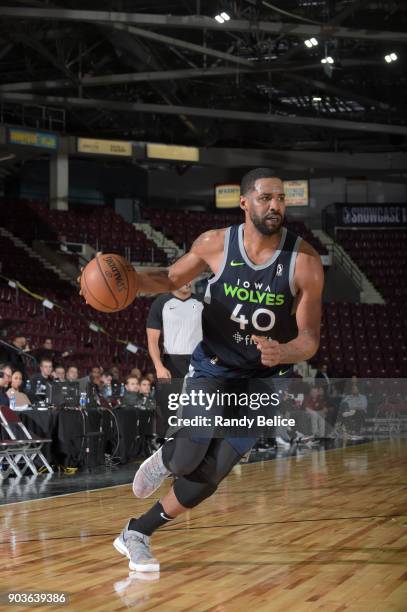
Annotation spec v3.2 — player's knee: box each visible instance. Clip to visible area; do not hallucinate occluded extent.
[173,477,217,508]
[166,455,203,477]
[163,438,210,477]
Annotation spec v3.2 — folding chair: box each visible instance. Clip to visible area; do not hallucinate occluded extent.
[0,439,25,478]
[0,405,54,475]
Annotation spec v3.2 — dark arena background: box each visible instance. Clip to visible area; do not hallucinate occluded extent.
[0,2,407,611]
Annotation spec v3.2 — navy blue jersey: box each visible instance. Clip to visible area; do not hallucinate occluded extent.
[191,224,302,376]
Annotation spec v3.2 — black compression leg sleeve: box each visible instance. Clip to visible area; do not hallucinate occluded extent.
[173,439,242,508]
[161,434,211,476]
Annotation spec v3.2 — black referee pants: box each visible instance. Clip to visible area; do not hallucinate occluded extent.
[155,354,191,436]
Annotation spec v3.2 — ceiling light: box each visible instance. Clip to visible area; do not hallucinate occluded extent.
[214,15,224,23]
[324,56,334,64]
[321,58,327,64]
[220,12,231,21]
[304,38,318,48]
[385,52,398,63]
[312,96,322,101]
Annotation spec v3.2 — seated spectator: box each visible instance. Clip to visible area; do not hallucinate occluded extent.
[340,384,368,436]
[303,386,327,438]
[144,372,156,397]
[90,366,102,382]
[84,366,103,404]
[101,371,114,399]
[111,365,121,385]
[326,381,343,428]
[0,363,12,406]
[0,333,29,380]
[342,384,368,414]
[107,367,120,395]
[66,365,79,382]
[28,358,53,400]
[31,337,70,364]
[138,377,155,411]
[52,365,66,382]
[7,370,31,407]
[129,367,142,380]
[122,376,142,407]
[314,363,331,395]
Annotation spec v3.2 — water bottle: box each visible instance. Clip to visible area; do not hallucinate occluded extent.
[36,379,41,395]
[105,384,112,399]
[9,389,16,410]
[120,383,125,398]
[79,392,87,409]
[25,379,31,393]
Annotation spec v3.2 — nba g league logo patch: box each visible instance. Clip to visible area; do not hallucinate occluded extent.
[276,264,283,276]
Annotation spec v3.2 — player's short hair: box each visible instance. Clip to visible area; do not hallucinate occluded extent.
[240,167,279,195]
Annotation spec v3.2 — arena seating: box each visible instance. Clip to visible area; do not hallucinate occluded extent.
[336,229,407,301]
[2,199,168,264]
[143,208,328,255]
[0,279,153,375]
[1,200,405,378]
[0,230,153,376]
[314,302,407,377]
[0,235,69,296]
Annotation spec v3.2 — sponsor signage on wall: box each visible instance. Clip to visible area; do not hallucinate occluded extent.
[283,180,309,207]
[77,138,132,156]
[147,143,199,162]
[338,205,407,226]
[215,184,241,209]
[8,127,58,150]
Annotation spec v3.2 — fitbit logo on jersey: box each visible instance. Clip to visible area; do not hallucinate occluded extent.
[224,282,284,305]
[233,332,272,345]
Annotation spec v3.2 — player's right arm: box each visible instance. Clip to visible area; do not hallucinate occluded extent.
[136,228,226,294]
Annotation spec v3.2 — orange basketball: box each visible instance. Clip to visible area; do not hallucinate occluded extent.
[80,253,138,313]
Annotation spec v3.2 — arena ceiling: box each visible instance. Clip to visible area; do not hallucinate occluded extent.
[0,0,406,153]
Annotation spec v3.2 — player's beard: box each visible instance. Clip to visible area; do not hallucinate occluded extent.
[250,210,284,236]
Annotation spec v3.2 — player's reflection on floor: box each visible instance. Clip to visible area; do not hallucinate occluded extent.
[113,571,161,607]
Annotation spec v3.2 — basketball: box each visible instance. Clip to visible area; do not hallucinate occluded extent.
[80,253,138,313]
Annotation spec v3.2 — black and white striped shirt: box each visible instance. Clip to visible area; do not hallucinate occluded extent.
[147,294,203,355]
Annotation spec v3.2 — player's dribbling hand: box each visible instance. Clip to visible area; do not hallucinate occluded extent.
[77,266,86,301]
[251,335,282,368]
[77,253,102,299]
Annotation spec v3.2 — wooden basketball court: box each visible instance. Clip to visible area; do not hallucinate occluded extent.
[1,439,407,611]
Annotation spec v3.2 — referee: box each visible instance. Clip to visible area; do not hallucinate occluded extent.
[146,283,203,380]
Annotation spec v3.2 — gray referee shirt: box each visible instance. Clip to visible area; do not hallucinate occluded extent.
[146,293,203,355]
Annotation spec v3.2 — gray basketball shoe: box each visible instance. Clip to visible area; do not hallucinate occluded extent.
[132,446,170,498]
[113,522,160,572]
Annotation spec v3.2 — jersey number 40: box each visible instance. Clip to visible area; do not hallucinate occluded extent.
[230,304,275,332]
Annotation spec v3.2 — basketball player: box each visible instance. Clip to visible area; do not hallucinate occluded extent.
[107,168,324,572]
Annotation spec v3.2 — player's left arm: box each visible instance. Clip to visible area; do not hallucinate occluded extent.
[279,241,324,363]
[253,241,324,367]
